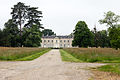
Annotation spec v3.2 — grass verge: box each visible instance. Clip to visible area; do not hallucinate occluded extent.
[17,49,51,61]
[97,64,120,75]
[0,47,51,61]
[60,49,82,62]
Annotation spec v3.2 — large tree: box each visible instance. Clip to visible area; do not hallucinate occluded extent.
[24,7,43,28]
[0,19,19,47]
[42,29,56,36]
[99,11,120,28]
[92,27,110,48]
[9,2,43,47]
[11,2,28,46]
[99,11,120,49]
[72,21,94,47]
[22,25,42,47]
[109,27,120,49]
[4,19,19,47]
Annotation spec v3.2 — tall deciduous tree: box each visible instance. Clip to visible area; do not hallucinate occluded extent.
[109,27,120,49]
[42,29,56,36]
[92,27,110,48]
[99,11,120,49]
[4,19,19,47]
[22,25,42,47]
[99,11,120,28]
[72,21,94,47]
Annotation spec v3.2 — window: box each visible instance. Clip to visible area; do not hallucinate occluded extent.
[52,40,53,42]
[64,40,66,42]
[68,40,69,42]
[44,40,46,42]
[68,44,70,47]
[56,40,57,43]
[60,40,62,42]
[48,40,49,42]
[60,44,62,47]
[64,44,65,47]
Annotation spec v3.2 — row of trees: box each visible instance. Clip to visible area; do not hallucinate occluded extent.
[0,2,56,47]
[0,2,43,47]
[72,11,120,49]
[0,2,119,49]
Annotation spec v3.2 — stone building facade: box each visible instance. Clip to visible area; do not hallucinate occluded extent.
[41,36,73,48]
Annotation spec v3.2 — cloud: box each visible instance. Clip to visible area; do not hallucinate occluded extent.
[0,0,120,35]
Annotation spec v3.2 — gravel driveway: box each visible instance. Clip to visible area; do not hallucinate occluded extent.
[0,49,104,80]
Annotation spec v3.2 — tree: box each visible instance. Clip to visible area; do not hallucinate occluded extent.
[42,29,56,36]
[72,21,94,47]
[3,19,19,47]
[24,7,43,29]
[11,2,28,46]
[99,11,120,49]
[92,26,99,47]
[92,27,110,48]
[99,11,120,28]
[22,25,42,47]
[109,27,120,49]
[10,2,43,47]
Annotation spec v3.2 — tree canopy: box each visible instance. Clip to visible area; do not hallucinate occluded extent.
[0,2,43,47]
[72,21,94,47]
[42,29,56,36]
[99,11,120,49]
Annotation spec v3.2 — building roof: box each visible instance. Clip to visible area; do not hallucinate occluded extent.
[42,35,73,39]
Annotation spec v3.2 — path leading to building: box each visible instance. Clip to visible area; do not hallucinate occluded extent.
[0,49,104,80]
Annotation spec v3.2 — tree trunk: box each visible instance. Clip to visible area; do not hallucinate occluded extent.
[19,10,22,47]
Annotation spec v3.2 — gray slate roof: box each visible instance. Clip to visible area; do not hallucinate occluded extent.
[42,35,73,39]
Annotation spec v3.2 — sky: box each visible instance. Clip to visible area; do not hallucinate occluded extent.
[0,0,120,35]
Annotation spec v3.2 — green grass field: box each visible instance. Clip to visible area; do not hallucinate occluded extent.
[62,48,120,63]
[97,64,120,75]
[0,47,51,61]
[60,49,81,62]
[60,48,120,75]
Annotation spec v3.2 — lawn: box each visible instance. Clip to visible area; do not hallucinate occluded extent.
[61,48,120,75]
[60,49,81,62]
[97,64,120,75]
[61,48,120,63]
[0,47,51,61]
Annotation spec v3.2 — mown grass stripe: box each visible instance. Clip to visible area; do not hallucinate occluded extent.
[16,49,51,61]
[60,49,82,62]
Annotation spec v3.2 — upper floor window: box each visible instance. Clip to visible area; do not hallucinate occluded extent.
[56,40,57,43]
[64,40,66,42]
[52,40,53,42]
[68,40,69,42]
[44,40,46,42]
[48,40,49,42]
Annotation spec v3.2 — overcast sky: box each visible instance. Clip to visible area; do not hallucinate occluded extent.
[0,0,120,35]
